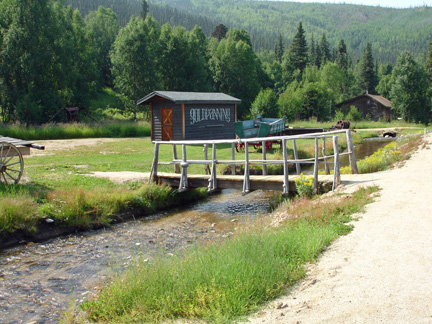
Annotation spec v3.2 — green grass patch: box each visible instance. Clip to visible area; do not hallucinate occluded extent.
[0,121,150,140]
[76,186,378,324]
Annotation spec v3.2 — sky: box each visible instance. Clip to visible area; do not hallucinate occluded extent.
[272,0,432,8]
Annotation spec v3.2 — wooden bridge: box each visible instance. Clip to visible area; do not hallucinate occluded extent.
[150,130,359,195]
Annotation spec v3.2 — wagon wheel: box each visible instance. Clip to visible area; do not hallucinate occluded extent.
[0,142,24,185]
[236,142,245,153]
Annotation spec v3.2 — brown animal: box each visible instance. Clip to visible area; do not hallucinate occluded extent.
[332,120,350,129]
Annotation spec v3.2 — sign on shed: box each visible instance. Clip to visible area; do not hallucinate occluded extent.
[137,91,241,141]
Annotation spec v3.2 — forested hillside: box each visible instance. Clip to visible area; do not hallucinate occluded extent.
[65,0,432,63]
[1,0,431,126]
[65,0,218,34]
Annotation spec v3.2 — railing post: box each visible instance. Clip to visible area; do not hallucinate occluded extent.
[313,137,319,193]
[172,144,180,173]
[203,144,210,175]
[208,144,217,192]
[332,135,341,191]
[262,140,267,175]
[231,143,236,175]
[322,137,330,175]
[243,142,250,194]
[150,143,159,183]
[346,130,359,174]
[179,144,189,191]
[293,139,301,175]
[282,139,289,195]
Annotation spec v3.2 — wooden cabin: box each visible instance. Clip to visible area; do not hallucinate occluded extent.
[335,94,392,122]
[137,91,241,141]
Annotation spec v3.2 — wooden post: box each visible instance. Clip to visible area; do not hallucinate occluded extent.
[231,143,236,175]
[293,139,301,175]
[282,139,289,195]
[172,144,180,174]
[313,137,319,193]
[203,144,210,175]
[179,144,189,191]
[243,143,250,194]
[346,130,359,174]
[208,143,217,192]
[262,140,267,175]
[332,136,341,191]
[322,138,330,175]
[149,143,159,183]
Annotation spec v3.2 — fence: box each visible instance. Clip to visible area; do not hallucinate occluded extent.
[150,130,358,195]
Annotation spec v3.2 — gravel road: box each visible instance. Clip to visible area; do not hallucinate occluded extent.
[244,133,432,324]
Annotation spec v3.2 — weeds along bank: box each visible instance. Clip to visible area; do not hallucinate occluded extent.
[0,182,207,249]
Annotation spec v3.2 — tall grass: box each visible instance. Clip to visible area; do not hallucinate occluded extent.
[0,183,43,234]
[0,182,207,238]
[78,186,378,324]
[0,121,150,140]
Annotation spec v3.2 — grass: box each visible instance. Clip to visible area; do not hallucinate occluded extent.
[288,119,423,130]
[73,186,379,324]
[337,132,424,174]
[0,180,207,237]
[0,121,151,140]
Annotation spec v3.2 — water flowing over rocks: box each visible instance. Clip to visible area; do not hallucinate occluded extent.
[0,189,275,324]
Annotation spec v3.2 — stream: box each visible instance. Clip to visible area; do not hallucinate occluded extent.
[0,137,394,324]
[0,189,277,324]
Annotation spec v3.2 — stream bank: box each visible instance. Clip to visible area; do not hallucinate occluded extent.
[0,189,276,324]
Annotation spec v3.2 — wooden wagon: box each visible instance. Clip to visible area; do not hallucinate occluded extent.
[0,136,45,184]
[234,117,285,152]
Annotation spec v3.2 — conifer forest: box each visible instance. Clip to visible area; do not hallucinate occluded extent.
[1,0,431,124]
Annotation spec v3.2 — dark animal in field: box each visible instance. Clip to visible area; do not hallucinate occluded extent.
[383,131,396,138]
[332,120,350,130]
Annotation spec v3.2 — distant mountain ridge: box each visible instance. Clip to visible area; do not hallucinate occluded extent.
[66,0,432,63]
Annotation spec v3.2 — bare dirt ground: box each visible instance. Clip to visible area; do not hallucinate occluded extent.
[243,133,432,324]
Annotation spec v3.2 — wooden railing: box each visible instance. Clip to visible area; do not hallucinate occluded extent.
[150,130,358,194]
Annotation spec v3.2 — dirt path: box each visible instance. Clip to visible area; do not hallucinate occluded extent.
[244,133,432,324]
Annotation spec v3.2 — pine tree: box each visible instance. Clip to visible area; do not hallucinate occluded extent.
[320,33,331,65]
[309,34,317,67]
[211,24,228,41]
[336,39,348,71]
[288,22,308,73]
[140,0,149,19]
[358,43,378,94]
[274,34,284,63]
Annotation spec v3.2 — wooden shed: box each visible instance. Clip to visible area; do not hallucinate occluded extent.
[335,94,392,122]
[137,91,241,141]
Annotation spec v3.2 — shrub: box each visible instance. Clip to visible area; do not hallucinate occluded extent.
[294,173,314,198]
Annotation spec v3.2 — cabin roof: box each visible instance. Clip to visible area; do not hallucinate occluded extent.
[336,94,392,108]
[137,91,241,106]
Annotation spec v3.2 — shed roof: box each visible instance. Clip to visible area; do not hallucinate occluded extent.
[137,91,241,105]
[336,94,392,108]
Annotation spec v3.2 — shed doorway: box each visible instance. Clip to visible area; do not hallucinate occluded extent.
[161,108,173,141]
